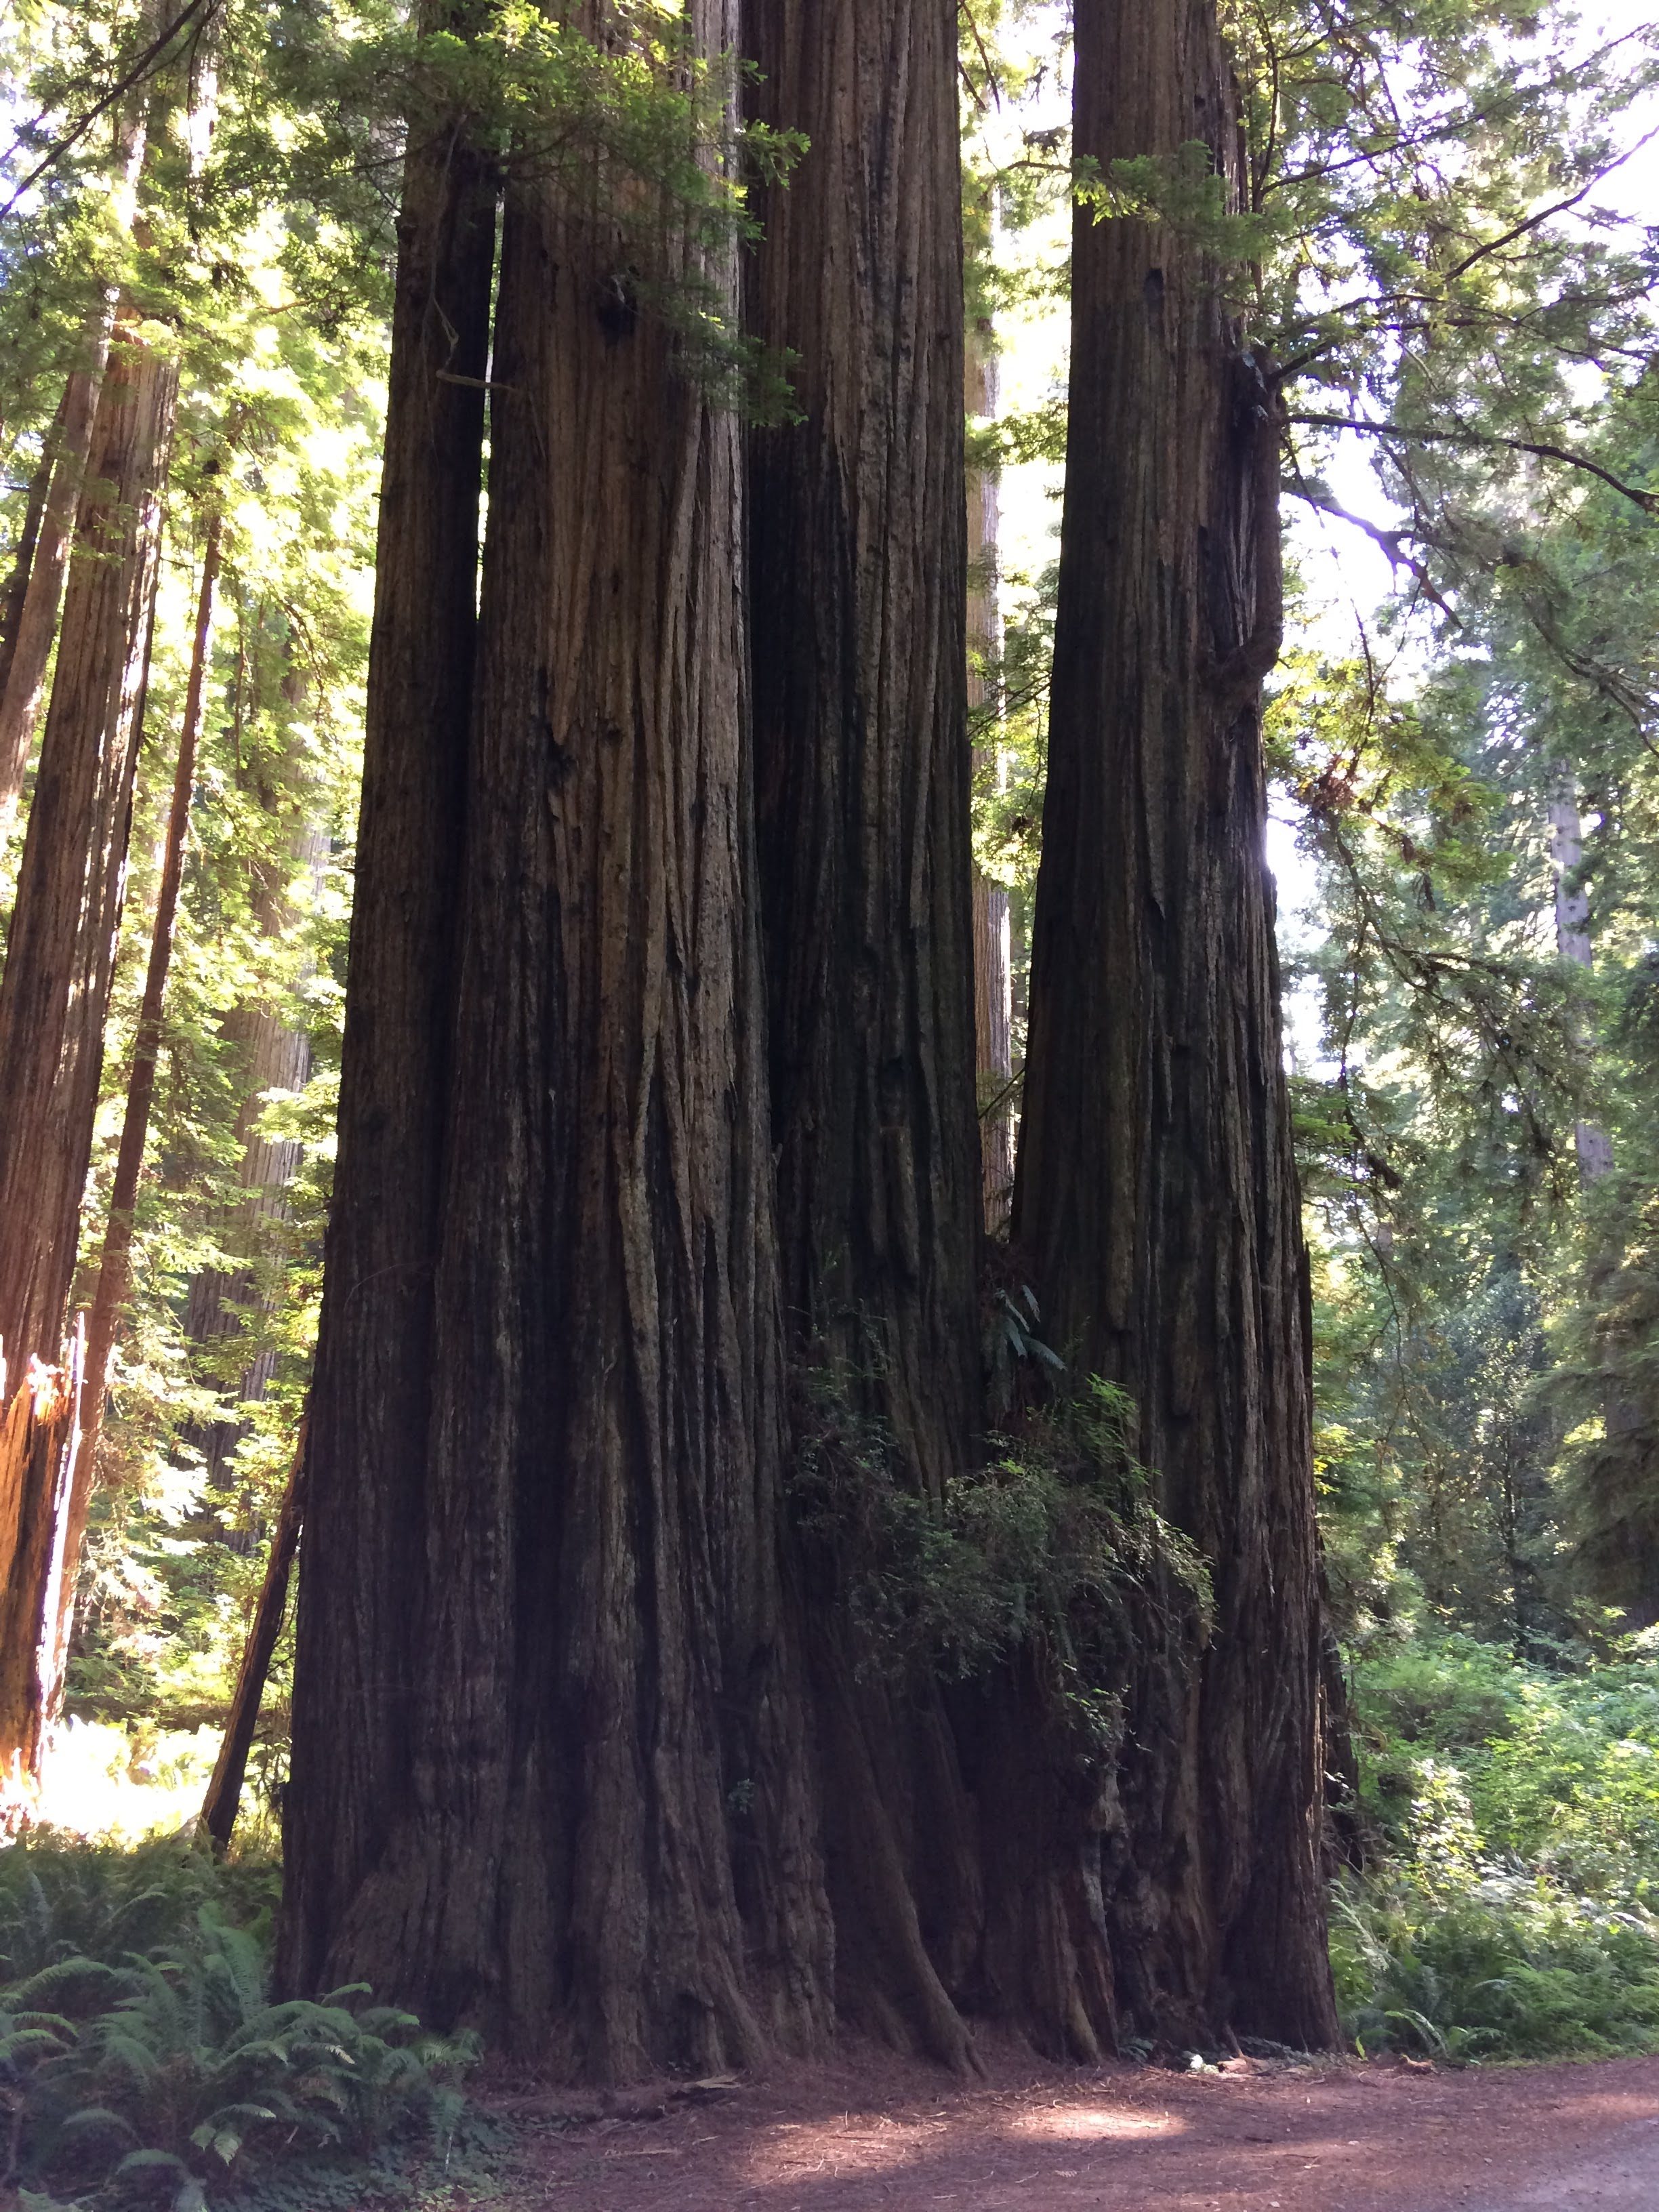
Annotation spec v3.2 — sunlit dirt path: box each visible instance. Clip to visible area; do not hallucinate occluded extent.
[465,2043,1659,2212]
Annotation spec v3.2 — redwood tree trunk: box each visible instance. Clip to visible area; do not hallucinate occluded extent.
[0,321,174,1382]
[283,0,831,2076]
[0,425,58,728]
[743,0,1121,2072]
[0,356,117,837]
[744,0,994,2069]
[1010,0,1340,2048]
[746,0,982,1498]
[280,13,498,2014]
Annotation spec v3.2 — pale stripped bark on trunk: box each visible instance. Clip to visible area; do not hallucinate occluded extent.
[0,1330,81,1816]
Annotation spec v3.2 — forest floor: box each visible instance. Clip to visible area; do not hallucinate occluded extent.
[457,2039,1659,2211]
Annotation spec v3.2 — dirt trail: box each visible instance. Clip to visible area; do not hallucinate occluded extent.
[472,2043,1659,2211]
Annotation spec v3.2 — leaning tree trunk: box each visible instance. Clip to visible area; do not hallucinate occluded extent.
[284,0,832,2077]
[1010,0,1340,2049]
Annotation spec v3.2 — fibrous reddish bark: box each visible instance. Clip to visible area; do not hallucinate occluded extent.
[746,0,981,1497]
[745,0,992,2071]
[745,0,1125,2072]
[281,12,498,2014]
[0,424,58,729]
[1011,0,1340,2048]
[0,323,175,1390]
[0,1332,81,1812]
[284,0,831,2075]
[0,35,155,839]
[0,320,176,1788]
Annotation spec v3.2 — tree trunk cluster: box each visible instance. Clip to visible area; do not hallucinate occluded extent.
[278,0,1338,2076]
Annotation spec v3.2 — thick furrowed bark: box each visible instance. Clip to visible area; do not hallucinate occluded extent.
[279,54,497,2003]
[743,0,1128,2068]
[1011,0,1339,2050]
[744,0,1005,2068]
[285,0,832,2076]
[0,323,174,1382]
[746,0,982,1498]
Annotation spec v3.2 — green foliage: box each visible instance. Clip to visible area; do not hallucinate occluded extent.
[0,1841,475,2206]
[1334,1634,1659,2060]
[793,1371,1211,1688]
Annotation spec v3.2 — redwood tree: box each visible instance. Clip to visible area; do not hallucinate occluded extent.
[282,0,833,2073]
[0,319,175,1418]
[1010,0,1340,2047]
[279,4,499,2016]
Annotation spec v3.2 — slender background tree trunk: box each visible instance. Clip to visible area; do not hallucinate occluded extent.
[1547,779,1613,1187]
[45,506,224,1723]
[1012,0,1340,2049]
[184,659,325,1494]
[967,323,1013,1231]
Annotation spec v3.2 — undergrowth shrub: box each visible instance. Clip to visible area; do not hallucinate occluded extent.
[1338,1631,1659,2060]
[0,1840,476,2207]
[792,1367,1212,1697]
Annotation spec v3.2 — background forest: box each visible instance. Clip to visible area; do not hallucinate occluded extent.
[1,0,1659,2198]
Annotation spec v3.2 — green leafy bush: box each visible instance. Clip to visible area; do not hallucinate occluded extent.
[0,1841,475,2207]
[793,1370,1212,1682]
[1338,1634,1659,2060]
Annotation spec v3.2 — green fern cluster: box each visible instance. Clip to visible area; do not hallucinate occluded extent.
[0,1842,475,2208]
